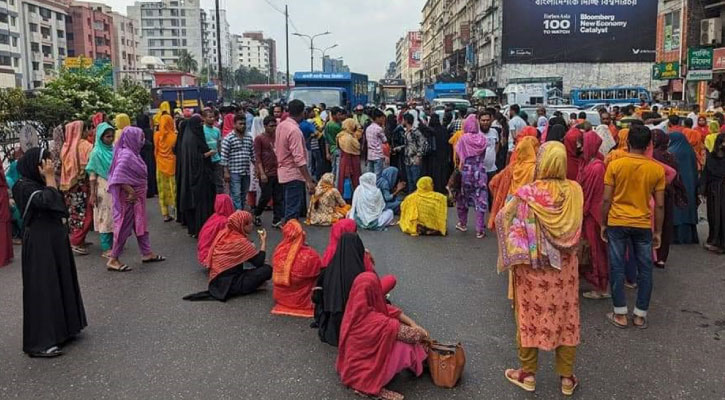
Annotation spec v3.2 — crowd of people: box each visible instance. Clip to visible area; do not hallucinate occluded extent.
[2,94,723,399]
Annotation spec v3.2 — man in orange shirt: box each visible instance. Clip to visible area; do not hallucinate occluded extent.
[601,125,665,330]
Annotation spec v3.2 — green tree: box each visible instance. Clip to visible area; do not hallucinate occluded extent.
[114,78,152,117]
[176,50,198,73]
[0,88,26,123]
[38,65,116,122]
[25,95,69,129]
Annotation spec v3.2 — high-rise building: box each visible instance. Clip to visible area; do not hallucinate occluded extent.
[395,31,421,96]
[242,31,275,82]
[384,61,397,79]
[232,33,269,76]
[66,2,114,62]
[0,0,24,88]
[201,8,230,74]
[18,0,71,90]
[127,0,203,71]
[109,10,140,82]
[322,55,349,73]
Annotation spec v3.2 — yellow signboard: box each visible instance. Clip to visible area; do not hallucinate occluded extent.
[64,57,94,69]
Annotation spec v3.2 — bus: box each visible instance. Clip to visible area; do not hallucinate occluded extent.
[379,79,407,104]
[570,86,651,108]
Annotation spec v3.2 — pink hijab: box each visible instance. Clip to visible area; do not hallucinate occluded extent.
[455,114,487,161]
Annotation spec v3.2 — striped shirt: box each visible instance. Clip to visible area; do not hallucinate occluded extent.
[220,132,255,175]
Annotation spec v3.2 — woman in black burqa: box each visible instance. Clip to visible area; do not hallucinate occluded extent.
[701,134,725,253]
[178,115,215,237]
[174,117,187,224]
[422,113,452,194]
[12,147,87,357]
[136,113,158,198]
[312,232,366,346]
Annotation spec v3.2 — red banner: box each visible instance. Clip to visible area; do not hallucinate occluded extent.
[713,47,725,70]
[408,31,421,68]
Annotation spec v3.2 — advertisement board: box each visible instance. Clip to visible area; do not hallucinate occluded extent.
[652,62,680,80]
[502,0,657,63]
[408,31,421,69]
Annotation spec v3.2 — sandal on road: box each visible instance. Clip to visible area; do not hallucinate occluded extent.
[633,316,648,330]
[607,312,628,329]
[142,255,166,263]
[583,291,611,300]
[107,264,132,272]
[561,375,579,396]
[72,246,89,256]
[455,223,467,232]
[504,368,536,392]
[28,346,63,358]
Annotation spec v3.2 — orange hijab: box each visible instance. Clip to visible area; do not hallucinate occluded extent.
[154,114,177,176]
[509,136,540,195]
[272,220,306,287]
[60,120,92,190]
[683,127,705,171]
[206,211,258,282]
[604,128,629,166]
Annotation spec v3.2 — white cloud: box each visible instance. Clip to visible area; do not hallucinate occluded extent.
[100,0,425,80]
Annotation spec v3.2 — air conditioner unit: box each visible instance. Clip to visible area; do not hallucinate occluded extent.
[701,18,723,46]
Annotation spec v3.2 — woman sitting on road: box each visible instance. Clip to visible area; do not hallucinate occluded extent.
[336,272,429,400]
[197,194,235,267]
[376,167,405,214]
[184,211,272,301]
[399,176,448,236]
[306,172,349,226]
[348,172,394,230]
[271,220,322,317]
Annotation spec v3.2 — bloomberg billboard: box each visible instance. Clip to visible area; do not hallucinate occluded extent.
[502,0,657,63]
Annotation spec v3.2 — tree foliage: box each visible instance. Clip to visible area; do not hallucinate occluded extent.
[115,78,152,117]
[176,50,198,73]
[0,88,27,124]
[234,66,269,87]
[40,66,117,122]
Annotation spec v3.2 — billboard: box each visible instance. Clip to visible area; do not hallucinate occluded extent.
[408,31,421,69]
[502,0,657,63]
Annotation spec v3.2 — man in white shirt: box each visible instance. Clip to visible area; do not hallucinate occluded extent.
[507,104,527,154]
[686,104,699,125]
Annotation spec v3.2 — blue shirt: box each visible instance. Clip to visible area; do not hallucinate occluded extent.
[203,125,221,163]
[299,120,316,150]
[245,112,254,134]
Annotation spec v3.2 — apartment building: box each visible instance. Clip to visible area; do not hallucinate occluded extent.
[110,11,140,81]
[66,2,114,62]
[127,0,202,70]
[18,0,70,90]
[394,31,422,97]
[201,8,230,73]
[232,33,269,75]
[242,31,276,82]
[0,0,23,88]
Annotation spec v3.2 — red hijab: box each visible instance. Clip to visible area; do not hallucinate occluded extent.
[321,219,374,271]
[197,194,236,266]
[222,113,235,137]
[577,131,605,224]
[336,272,402,396]
[205,210,257,282]
[518,126,539,142]
[564,127,583,180]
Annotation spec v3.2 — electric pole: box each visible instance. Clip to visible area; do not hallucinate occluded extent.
[215,0,223,99]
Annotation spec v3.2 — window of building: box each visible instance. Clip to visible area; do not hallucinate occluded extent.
[12,36,17,47]
[33,81,42,88]
[56,12,63,21]
[144,9,153,16]
[181,18,186,27]
[31,42,39,52]
[32,61,39,70]
[171,19,178,26]
[66,15,72,24]
[182,39,186,46]
[58,47,65,55]
[0,55,10,66]
[28,4,36,13]
[0,13,7,23]
[43,63,52,71]
[170,9,178,16]
[39,7,51,19]
[170,1,178,5]
[180,9,185,16]
[42,45,51,56]
[66,32,74,40]
[93,21,104,31]
[181,29,186,36]
[663,10,680,52]
[57,30,64,38]
[10,15,15,26]
[68,48,75,56]
[29,23,38,32]
[0,34,8,44]
[40,27,50,38]
[12,57,18,67]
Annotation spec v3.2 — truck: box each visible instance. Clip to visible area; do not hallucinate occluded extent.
[424,82,467,102]
[151,86,218,110]
[289,72,368,109]
[379,79,407,104]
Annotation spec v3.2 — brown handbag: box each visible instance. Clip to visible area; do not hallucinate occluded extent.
[426,340,465,388]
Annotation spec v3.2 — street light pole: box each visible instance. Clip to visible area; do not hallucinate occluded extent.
[292,31,331,72]
[315,43,338,72]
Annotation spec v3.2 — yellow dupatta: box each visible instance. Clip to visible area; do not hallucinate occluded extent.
[400,177,448,236]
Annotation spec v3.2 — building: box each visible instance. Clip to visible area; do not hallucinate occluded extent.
[110,10,140,83]
[322,55,348,73]
[394,31,421,97]
[200,8,230,75]
[18,0,71,90]
[242,31,276,82]
[421,0,657,103]
[127,0,203,71]
[384,61,396,79]
[66,2,114,62]
[232,33,269,76]
[0,0,24,88]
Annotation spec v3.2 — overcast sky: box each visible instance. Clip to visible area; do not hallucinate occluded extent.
[102,0,425,80]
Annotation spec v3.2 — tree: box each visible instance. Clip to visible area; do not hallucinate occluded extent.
[38,65,116,122]
[176,50,198,73]
[114,78,152,117]
[0,88,26,123]
[233,66,269,87]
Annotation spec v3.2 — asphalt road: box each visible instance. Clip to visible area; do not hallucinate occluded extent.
[1,199,724,399]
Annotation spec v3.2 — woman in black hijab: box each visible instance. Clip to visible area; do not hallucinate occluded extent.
[136,113,157,198]
[701,134,725,253]
[178,115,215,237]
[546,124,567,143]
[12,148,87,357]
[313,232,366,346]
[424,114,452,194]
[174,117,188,224]
[386,114,407,184]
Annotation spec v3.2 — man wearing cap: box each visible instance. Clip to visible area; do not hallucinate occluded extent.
[353,104,370,128]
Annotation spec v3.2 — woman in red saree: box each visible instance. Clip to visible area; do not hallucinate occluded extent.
[271,220,322,317]
[564,127,583,180]
[577,131,609,299]
[197,194,235,267]
[336,272,429,400]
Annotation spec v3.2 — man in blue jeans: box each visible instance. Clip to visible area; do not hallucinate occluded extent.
[399,113,427,192]
[221,114,254,210]
[365,109,387,176]
[601,124,665,329]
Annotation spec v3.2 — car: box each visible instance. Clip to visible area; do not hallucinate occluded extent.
[431,98,471,113]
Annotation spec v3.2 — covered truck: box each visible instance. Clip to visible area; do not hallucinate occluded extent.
[289,72,368,109]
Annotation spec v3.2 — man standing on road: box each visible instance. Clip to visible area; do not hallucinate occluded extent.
[253,116,283,227]
[507,104,527,154]
[365,109,387,176]
[273,105,284,123]
[601,124,665,329]
[353,104,370,128]
[203,109,223,193]
[323,107,344,187]
[399,113,427,192]
[221,114,254,210]
[275,99,316,222]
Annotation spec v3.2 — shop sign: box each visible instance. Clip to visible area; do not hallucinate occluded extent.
[687,70,713,81]
[688,47,713,70]
[652,62,679,80]
[713,47,725,70]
